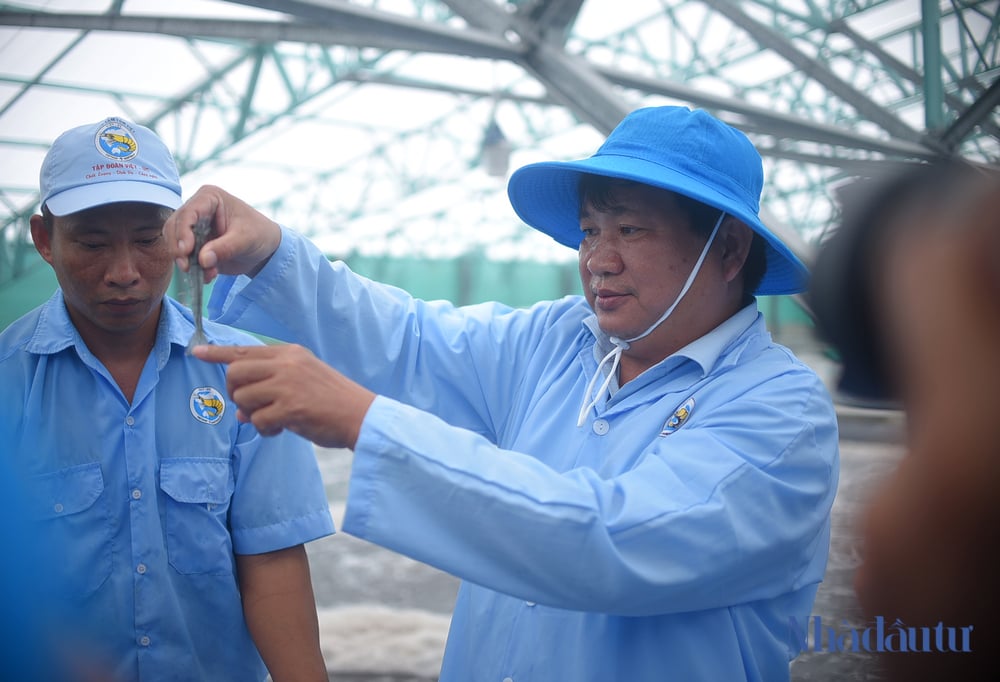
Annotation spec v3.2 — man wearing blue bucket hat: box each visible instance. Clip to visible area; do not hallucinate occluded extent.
[0,117,334,681]
[169,105,840,681]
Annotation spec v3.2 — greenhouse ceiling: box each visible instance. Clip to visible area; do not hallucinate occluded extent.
[1,0,998,287]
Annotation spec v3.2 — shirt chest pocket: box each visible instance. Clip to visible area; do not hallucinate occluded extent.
[159,458,235,575]
[29,462,112,599]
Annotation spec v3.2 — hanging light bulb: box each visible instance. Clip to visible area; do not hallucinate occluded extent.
[480,117,511,178]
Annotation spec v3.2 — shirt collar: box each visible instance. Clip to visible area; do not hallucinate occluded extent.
[24,291,78,356]
[25,291,193,371]
[583,300,761,380]
[677,301,761,375]
[158,298,197,368]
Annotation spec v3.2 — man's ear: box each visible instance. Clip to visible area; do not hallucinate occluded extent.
[29,214,54,265]
[719,217,753,284]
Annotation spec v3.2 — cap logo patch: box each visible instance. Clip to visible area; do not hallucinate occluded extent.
[190,387,226,425]
[94,118,138,161]
[660,397,695,436]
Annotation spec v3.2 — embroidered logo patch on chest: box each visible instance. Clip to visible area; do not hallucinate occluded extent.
[660,397,695,436]
[190,386,226,425]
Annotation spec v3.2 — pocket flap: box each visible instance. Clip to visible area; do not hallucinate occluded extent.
[29,462,104,520]
[159,458,232,504]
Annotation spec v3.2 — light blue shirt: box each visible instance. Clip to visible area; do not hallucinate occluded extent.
[0,291,335,682]
[212,227,840,682]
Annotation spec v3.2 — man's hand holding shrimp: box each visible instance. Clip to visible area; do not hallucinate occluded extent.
[168,185,375,449]
[193,344,376,449]
[166,184,282,280]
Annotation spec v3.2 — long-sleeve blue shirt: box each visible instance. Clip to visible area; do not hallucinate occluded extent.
[0,292,335,682]
[212,226,839,682]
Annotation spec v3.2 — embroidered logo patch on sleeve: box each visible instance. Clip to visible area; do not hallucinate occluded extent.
[190,387,226,425]
[660,397,695,436]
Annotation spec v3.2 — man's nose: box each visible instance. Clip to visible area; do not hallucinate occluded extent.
[585,237,624,276]
[105,246,141,287]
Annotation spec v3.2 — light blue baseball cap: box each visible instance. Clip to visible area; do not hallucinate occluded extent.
[507,106,809,296]
[40,116,182,216]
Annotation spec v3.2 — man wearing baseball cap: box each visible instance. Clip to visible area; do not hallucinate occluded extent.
[169,105,839,681]
[0,117,334,681]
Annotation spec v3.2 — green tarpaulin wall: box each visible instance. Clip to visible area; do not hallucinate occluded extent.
[1,249,813,333]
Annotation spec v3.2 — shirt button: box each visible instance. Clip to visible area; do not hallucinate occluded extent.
[139,635,151,647]
[137,563,147,575]
[592,418,609,435]
[53,503,64,513]
[502,678,513,682]
[131,489,142,500]
[525,601,536,607]
[125,416,135,426]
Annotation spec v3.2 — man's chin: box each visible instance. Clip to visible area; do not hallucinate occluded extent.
[95,308,155,334]
[595,318,643,342]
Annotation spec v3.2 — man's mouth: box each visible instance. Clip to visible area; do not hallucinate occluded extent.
[103,297,144,312]
[593,289,629,310]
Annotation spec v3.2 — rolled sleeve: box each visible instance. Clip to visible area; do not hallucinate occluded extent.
[230,426,335,556]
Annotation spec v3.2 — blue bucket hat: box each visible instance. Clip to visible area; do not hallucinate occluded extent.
[40,116,182,216]
[507,106,808,295]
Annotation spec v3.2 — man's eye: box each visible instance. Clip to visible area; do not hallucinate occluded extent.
[80,242,106,250]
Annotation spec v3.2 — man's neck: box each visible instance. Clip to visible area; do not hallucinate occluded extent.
[72,306,162,404]
[617,298,748,385]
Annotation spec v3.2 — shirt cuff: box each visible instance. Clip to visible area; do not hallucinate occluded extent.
[207,225,297,324]
[232,506,336,555]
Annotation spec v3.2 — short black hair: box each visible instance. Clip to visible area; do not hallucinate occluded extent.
[40,204,55,232]
[578,174,767,297]
[39,202,173,232]
[809,158,985,403]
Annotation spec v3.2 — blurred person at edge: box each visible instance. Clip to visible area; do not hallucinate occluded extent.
[811,159,1000,680]
[0,117,334,682]
[0,453,78,681]
[169,106,840,682]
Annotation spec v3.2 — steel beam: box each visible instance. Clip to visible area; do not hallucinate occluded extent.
[703,0,940,150]
[0,10,524,60]
[439,0,629,132]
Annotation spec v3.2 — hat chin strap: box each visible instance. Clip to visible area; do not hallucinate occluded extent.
[577,212,725,427]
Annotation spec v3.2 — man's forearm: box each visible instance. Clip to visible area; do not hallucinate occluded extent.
[236,545,327,682]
